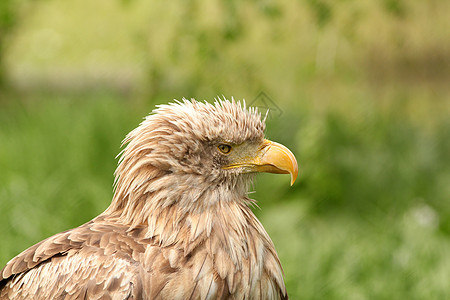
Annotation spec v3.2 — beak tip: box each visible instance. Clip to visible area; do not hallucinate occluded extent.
[290,170,298,186]
[289,160,299,186]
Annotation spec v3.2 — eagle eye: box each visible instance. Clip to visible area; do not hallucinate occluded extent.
[217,144,232,154]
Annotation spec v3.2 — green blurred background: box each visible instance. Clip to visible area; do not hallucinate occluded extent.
[0,0,449,298]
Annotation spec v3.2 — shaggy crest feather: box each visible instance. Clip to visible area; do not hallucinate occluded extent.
[1,97,289,299]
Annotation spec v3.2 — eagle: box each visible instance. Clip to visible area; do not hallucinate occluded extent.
[0,98,298,299]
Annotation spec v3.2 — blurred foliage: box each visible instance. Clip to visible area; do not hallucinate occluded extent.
[2,0,448,96]
[0,0,449,298]
[299,108,450,219]
[383,0,407,18]
[0,0,14,86]
[306,0,333,27]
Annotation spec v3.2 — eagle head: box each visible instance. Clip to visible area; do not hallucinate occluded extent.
[108,98,297,224]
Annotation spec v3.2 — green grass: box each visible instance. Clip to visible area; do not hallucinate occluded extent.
[0,92,448,299]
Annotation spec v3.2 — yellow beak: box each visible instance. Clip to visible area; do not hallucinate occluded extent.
[223,139,298,185]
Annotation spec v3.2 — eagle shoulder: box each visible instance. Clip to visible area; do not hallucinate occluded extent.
[0,219,146,299]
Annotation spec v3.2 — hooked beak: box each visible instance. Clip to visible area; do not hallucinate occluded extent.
[223,139,298,185]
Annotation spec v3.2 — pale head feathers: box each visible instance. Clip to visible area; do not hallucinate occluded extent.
[106,97,266,225]
[154,98,265,143]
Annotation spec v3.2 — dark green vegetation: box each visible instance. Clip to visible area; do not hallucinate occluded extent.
[0,0,449,298]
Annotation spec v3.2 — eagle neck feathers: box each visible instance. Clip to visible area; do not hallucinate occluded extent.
[102,170,286,297]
